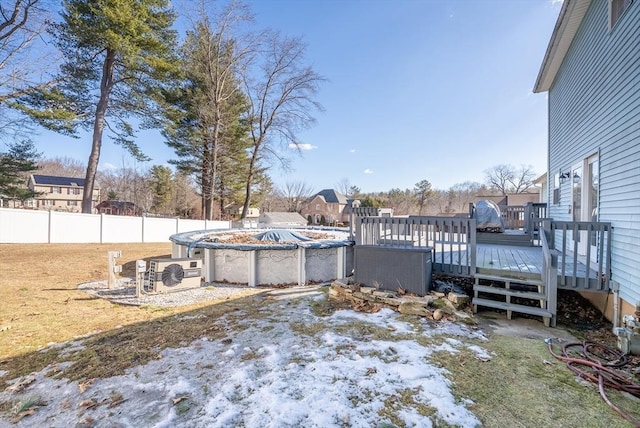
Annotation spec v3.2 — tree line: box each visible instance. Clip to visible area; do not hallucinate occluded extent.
[0,137,538,218]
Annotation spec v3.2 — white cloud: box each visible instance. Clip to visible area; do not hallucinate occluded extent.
[364,169,373,174]
[289,143,317,150]
[349,149,356,153]
[101,162,117,170]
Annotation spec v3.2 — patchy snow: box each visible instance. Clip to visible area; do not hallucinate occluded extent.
[0,294,488,427]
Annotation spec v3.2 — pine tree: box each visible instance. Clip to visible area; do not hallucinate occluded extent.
[162,10,250,220]
[0,140,41,205]
[15,0,178,213]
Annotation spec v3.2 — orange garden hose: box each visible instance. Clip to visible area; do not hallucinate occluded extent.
[545,339,640,427]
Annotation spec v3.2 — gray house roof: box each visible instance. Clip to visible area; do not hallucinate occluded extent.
[31,174,86,187]
[259,212,307,225]
[314,189,347,204]
[533,0,591,93]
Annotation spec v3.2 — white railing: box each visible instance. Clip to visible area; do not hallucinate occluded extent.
[0,208,231,243]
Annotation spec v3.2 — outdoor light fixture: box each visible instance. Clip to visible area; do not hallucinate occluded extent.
[560,172,580,184]
[572,172,581,184]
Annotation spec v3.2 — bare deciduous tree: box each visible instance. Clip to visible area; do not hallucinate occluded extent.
[240,33,325,219]
[97,166,153,213]
[335,178,351,197]
[451,181,485,212]
[484,164,537,195]
[38,157,86,178]
[278,180,314,212]
[0,0,56,139]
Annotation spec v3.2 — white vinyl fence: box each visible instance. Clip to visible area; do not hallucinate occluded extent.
[0,208,231,244]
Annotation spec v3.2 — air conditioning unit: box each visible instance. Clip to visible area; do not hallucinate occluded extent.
[145,258,202,293]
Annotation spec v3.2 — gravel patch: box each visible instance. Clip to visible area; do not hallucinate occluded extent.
[78,278,266,307]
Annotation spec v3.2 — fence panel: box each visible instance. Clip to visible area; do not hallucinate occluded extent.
[0,208,49,243]
[0,208,234,243]
[178,219,207,233]
[101,215,143,243]
[50,211,101,243]
[143,217,178,242]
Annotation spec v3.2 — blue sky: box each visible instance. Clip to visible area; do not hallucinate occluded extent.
[35,0,562,193]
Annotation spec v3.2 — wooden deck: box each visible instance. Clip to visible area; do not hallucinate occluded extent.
[355,215,612,293]
[433,243,596,283]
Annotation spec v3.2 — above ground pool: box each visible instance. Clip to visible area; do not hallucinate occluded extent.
[169,228,354,286]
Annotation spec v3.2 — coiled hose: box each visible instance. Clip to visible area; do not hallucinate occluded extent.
[546,338,640,427]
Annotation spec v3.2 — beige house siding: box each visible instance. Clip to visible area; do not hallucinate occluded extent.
[28,176,100,213]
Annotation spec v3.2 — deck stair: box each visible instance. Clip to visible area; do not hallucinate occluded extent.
[472,273,553,326]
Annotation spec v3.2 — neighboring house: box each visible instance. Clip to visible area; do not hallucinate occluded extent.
[300,189,349,225]
[225,205,260,218]
[533,0,639,317]
[27,174,100,213]
[258,212,308,227]
[533,174,548,204]
[96,200,140,216]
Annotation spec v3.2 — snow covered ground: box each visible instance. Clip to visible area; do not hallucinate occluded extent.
[0,290,491,427]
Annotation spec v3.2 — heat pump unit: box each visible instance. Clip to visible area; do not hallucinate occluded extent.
[145,258,202,293]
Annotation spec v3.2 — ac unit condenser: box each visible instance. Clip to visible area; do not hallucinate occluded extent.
[145,258,202,293]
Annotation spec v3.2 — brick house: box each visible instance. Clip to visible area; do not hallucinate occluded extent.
[300,189,349,225]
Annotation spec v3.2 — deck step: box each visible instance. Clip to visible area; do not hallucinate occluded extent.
[476,233,532,247]
[472,298,553,319]
[473,285,545,300]
[473,273,543,287]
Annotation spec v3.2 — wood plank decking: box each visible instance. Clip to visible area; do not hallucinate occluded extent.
[432,244,595,281]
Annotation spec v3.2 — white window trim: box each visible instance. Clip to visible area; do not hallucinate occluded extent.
[609,0,634,31]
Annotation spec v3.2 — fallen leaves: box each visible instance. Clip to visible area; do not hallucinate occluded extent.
[172,396,189,405]
[78,379,95,394]
[78,399,98,410]
[5,375,36,393]
[10,398,47,424]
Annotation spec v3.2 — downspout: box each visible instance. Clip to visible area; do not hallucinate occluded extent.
[611,280,620,330]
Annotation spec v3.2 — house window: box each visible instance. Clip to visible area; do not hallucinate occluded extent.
[610,0,634,29]
[552,172,560,205]
[67,200,78,206]
[315,204,320,210]
[51,186,62,193]
[43,200,53,206]
[67,188,81,195]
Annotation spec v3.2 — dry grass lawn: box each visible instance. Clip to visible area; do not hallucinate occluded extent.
[0,242,235,360]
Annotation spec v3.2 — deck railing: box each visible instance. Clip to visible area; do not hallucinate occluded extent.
[500,202,548,232]
[548,220,612,291]
[501,206,525,230]
[355,216,477,276]
[540,221,558,327]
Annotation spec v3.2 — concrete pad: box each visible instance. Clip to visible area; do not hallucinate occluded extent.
[477,313,577,341]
